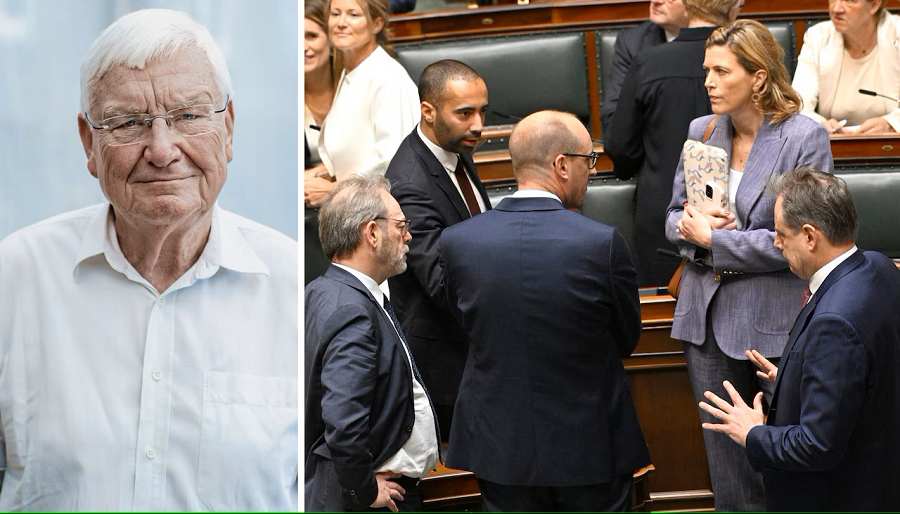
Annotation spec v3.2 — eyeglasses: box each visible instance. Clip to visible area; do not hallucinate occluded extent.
[375,217,412,234]
[561,151,601,169]
[84,96,230,145]
[374,216,412,235]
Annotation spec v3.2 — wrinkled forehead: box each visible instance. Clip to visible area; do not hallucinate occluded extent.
[87,45,219,114]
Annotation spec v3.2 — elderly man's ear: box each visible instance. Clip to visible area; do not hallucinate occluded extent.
[225,100,235,162]
[77,113,99,179]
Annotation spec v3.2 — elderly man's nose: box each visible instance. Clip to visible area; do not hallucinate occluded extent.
[143,118,181,167]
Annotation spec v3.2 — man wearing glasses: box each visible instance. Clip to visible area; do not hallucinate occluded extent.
[0,9,296,510]
[438,111,649,511]
[305,176,440,512]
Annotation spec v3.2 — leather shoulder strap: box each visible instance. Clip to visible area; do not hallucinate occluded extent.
[702,115,719,143]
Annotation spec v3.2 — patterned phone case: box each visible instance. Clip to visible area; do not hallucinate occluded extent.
[682,139,728,210]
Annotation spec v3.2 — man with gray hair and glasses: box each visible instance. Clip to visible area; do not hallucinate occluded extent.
[0,9,296,510]
[305,176,440,512]
[699,167,900,510]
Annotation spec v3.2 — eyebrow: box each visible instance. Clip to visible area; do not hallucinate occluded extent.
[99,94,215,118]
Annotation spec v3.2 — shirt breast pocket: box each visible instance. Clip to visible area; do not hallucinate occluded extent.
[198,371,298,510]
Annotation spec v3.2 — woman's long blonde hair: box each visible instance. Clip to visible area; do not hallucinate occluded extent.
[707,19,802,124]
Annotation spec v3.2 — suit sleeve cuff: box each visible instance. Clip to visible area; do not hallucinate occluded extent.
[745,424,768,472]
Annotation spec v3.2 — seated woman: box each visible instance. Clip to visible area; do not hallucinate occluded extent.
[304,0,335,183]
[307,0,420,206]
[665,19,832,511]
[792,0,899,134]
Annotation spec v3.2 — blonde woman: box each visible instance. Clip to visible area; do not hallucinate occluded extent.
[319,0,419,179]
[665,19,833,511]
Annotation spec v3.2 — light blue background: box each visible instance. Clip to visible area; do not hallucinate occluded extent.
[0,0,298,239]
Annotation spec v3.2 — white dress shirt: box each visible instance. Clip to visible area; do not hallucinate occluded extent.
[332,263,440,479]
[416,125,487,213]
[319,46,420,179]
[511,189,563,203]
[0,203,298,511]
[808,245,859,301]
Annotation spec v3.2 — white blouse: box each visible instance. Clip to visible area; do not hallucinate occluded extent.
[319,46,421,179]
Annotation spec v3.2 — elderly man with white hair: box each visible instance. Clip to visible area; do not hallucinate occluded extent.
[0,9,297,511]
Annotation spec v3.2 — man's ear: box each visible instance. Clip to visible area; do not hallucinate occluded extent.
[420,100,436,125]
[77,113,98,178]
[224,100,235,162]
[363,220,380,249]
[553,154,570,181]
[801,223,818,251]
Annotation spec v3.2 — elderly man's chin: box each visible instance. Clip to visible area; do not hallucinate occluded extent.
[118,189,212,226]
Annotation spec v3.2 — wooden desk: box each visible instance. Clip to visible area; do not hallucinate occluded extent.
[388,0,835,43]
[474,135,900,185]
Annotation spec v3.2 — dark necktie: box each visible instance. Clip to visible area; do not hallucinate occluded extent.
[383,297,424,381]
[453,158,482,216]
[801,286,812,306]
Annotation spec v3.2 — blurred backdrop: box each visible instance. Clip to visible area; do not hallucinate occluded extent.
[0,0,298,238]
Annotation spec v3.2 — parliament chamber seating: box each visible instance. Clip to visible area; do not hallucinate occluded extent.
[306,1,900,509]
[396,31,592,150]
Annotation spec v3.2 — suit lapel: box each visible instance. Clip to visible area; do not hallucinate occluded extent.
[411,132,471,220]
[734,119,787,226]
[769,251,865,408]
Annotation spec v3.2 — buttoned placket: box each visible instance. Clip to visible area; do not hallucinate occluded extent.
[131,288,176,510]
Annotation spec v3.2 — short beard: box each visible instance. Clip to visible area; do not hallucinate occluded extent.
[377,240,407,278]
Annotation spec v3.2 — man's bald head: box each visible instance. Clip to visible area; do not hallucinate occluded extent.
[509,111,588,179]
[508,111,593,209]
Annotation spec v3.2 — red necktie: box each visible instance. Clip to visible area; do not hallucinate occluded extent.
[453,159,482,216]
[801,286,812,306]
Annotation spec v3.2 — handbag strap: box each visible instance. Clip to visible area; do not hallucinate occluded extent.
[702,115,719,143]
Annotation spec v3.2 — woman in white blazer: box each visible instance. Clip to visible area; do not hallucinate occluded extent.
[792,1,899,134]
[306,0,420,208]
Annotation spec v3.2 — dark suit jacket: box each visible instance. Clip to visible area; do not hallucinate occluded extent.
[600,20,666,136]
[746,250,900,511]
[605,26,715,286]
[305,265,419,511]
[439,196,650,486]
[385,129,492,409]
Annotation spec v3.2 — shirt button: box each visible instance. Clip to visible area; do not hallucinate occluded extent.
[152,370,162,381]
[145,447,156,460]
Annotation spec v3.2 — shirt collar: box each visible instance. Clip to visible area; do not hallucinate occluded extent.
[416,124,459,173]
[333,263,385,307]
[808,245,858,298]
[510,189,562,203]
[73,204,269,284]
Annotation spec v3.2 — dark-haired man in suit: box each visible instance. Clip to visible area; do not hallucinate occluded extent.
[385,59,491,435]
[600,0,689,135]
[699,168,900,511]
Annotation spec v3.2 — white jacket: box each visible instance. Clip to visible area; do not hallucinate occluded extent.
[792,11,900,131]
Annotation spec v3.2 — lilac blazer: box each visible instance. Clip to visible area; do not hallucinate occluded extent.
[664,113,833,359]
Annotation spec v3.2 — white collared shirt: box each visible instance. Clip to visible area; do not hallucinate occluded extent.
[808,245,859,301]
[510,189,563,203]
[415,125,487,213]
[319,46,420,180]
[332,263,440,479]
[0,203,298,511]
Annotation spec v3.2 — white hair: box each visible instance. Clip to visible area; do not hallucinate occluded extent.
[80,9,233,111]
